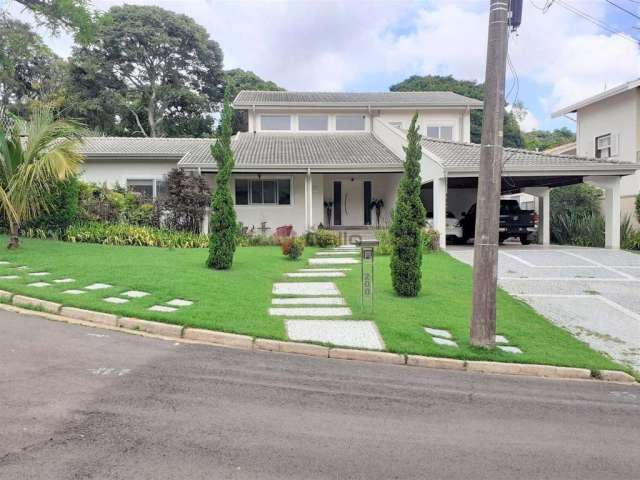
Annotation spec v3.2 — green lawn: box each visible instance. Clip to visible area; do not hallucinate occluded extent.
[0,237,630,375]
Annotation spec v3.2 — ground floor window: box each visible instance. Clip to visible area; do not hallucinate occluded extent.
[235,178,291,205]
[126,179,167,199]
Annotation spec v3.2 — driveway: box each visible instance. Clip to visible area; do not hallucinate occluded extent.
[1,310,639,479]
[449,245,640,371]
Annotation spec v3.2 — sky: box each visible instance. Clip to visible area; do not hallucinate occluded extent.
[3,0,640,132]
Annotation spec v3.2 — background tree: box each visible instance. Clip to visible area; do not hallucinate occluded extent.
[13,0,98,43]
[67,5,223,137]
[390,74,525,148]
[390,113,426,297]
[0,109,84,248]
[0,16,65,117]
[223,68,284,133]
[207,95,237,270]
[523,127,575,152]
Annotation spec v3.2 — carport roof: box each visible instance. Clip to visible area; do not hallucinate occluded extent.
[422,138,639,175]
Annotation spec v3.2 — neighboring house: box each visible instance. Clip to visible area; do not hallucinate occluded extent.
[553,78,640,224]
[78,90,639,249]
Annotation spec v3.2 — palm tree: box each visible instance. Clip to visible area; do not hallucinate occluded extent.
[0,109,84,249]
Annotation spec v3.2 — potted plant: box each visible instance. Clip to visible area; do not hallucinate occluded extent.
[324,201,334,226]
[370,198,385,227]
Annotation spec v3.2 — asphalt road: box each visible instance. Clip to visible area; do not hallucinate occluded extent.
[1,310,639,480]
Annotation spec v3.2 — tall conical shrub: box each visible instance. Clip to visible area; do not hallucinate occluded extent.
[390,113,426,296]
[206,94,237,270]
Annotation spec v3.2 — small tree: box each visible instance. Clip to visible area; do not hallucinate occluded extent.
[390,113,426,297]
[206,94,237,270]
[161,168,210,233]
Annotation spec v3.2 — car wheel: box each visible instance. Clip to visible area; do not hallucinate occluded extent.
[520,235,531,245]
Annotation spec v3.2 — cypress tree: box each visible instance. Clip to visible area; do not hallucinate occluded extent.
[206,94,237,270]
[390,113,426,296]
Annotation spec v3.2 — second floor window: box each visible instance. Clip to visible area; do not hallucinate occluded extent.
[299,115,329,131]
[595,134,611,158]
[261,115,291,131]
[336,114,366,131]
[426,126,454,141]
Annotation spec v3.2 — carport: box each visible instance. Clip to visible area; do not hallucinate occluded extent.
[419,138,640,250]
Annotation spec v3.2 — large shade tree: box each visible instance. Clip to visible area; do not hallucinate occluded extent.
[67,5,224,137]
[0,109,84,249]
[11,0,97,43]
[0,16,65,117]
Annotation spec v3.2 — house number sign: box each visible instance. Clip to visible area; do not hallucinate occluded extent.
[358,239,378,312]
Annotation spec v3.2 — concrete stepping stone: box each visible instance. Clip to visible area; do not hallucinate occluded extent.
[0,275,19,280]
[299,268,352,272]
[272,297,345,305]
[286,320,384,350]
[166,299,193,307]
[316,251,358,256]
[285,272,345,278]
[273,282,339,296]
[424,327,452,339]
[64,289,86,295]
[85,283,113,290]
[149,305,177,313]
[14,266,29,270]
[496,335,509,344]
[269,307,352,317]
[335,245,359,249]
[309,258,359,265]
[28,272,49,277]
[121,290,150,298]
[432,337,458,348]
[104,297,129,304]
[28,282,50,288]
[53,278,75,284]
[0,261,10,265]
[498,345,522,354]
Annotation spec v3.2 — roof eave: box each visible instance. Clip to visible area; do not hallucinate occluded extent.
[552,79,640,117]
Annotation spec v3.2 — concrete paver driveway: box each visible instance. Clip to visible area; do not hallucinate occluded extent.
[449,245,640,371]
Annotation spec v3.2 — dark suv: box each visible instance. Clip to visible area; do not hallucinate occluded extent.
[460,200,537,245]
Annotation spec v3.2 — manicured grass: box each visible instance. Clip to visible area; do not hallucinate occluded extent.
[0,237,310,339]
[337,252,628,373]
[0,237,630,375]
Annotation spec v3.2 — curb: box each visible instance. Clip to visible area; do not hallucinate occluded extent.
[0,292,637,385]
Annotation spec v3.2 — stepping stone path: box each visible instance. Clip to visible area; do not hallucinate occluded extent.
[166,299,193,307]
[28,272,49,277]
[104,297,129,304]
[121,290,150,298]
[269,245,386,350]
[64,289,86,295]
[28,282,50,288]
[498,345,523,354]
[54,278,75,284]
[0,275,19,280]
[424,326,459,348]
[149,305,177,313]
[85,283,113,290]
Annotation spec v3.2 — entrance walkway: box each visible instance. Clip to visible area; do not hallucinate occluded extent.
[448,245,640,371]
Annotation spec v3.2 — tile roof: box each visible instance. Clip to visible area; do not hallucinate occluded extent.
[422,138,639,173]
[179,132,402,170]
[233,90,483,108]
[78,137,214,158]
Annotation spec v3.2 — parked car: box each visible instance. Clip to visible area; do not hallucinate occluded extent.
[460,200,537,245]
[426,211,464,243]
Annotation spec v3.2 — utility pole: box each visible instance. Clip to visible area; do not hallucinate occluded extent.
[470,0,512,347]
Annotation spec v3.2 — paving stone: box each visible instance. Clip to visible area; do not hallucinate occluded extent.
[432,337,458,347]
[85,283,113,290]
[299,268,352,272]
[104,297,129,304]
[497,345,522,354]
[406,355,466,371]
[272,297,345,305]
[13,295,61,314]
[285,272,345,278]
[424,327,452,339]
[121,290,151,298]
[254,338,329,357]
[316,251,359,256]
[495,335,509,344]
[27,282,51,288]
[273,282,339,296]
[53,278,75,284]
[63,289,86,295]
[269,307,352,317]
[149,305,177,313]
[286,320,384,350]
[118,317,183,337]
[309,257,359,265]
[28,272,49,277]
[329,348,403,364]
[0,261,10,265]
[0,275,19,280]
[182,328,253,349]
[14,266,29,270]
[166,299,193,307]
[60,307,118,326]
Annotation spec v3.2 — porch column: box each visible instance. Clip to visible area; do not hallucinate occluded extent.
[432,176,447,250]
[304,169,313,232]
[522,187,550,246]
[585,176,621,249]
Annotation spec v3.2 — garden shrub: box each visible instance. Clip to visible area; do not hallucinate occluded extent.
[65,222,208,248]
[622,229,640,251]
[306,229,340,248]
[374,229,393,256]
[281,237,305,260]
[390,113,426,297]
[236,233,280,247]
[26,176,80,235]
[550,184,604,246]
[78,182,156,227]
[636,192,640,223]
[422,228,440,251]
[159,168,210,233]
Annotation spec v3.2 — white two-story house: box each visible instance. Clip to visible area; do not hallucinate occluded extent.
[553,78,640,225]
[78,90,639,249]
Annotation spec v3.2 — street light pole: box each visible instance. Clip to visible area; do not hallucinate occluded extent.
[470,0,511,347]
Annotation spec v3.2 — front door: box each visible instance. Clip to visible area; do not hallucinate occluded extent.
[337,179,367,226]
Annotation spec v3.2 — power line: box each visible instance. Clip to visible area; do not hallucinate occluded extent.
[605,0,640,20]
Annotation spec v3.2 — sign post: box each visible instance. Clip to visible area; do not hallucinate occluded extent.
[357,239,378,313]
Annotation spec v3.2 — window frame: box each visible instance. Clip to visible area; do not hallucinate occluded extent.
[234,177,293,206]
[425,124,455,141]
[298,114,329,131]
[335,114,367,131]
[260,114,291,131]
[126,178,161,198]
[595,133,612,159]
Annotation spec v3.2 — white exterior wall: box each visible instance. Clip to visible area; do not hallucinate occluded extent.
[80,160,177,188]
[377,109,470,142]
[576,89,640,220]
